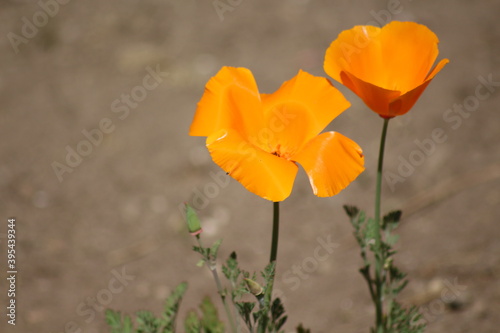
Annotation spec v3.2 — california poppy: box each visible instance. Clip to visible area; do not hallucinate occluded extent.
[324,21,449,118]
[190,67,364,202]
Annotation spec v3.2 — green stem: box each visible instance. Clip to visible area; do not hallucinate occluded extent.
[258,201,280,333]
[270,202,280,263]
[197,236,238,333]
[228,280,243,333]
[374,117,390,332]
[360,266,377,305]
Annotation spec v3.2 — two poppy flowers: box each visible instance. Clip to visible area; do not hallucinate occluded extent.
[190,21,448,202]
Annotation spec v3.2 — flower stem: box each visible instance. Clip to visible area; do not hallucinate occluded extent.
[196,236,238,333]
[270,201,280,263]
[257,201,280,333]
[374,117,390,332]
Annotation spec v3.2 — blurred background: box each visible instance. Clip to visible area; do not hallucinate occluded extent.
[1,0,499,332]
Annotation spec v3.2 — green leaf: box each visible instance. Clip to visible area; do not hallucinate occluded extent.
[388,301,425,333]
[262,262,276,282]
[365,217,379,250]
[200,297,225,333]
[210,239,223,260]
[136,310,160,333]
[388,265,407,282]
[235,302,255,329]
[357,210,366,225]
[343,205,360,218]
[386,234,400,246]
[271,298,287,330]
[261,262,276,309]
[105,309,121,328]
[271,298,285,321]
[105,309,133,333]
[296,323,311,333]
[383,210,402,230]
[222,251,240,282]
[184,310,201,333]
[193,245,208,257]
[353,210,367,239]
[393,279,409,295]
[162,282,188,332]
[275,316,288,331]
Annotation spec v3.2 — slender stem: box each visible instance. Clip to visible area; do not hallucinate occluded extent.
[197,236,238,333]
[360,267,377,305]
[374,117,390,332]
[258,201,280,333]
[374,118,390,254]
[270,202,280,263]
[228,280,243,333]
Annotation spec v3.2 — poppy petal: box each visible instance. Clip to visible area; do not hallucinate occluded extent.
[190,67,263,139]
[377,21,442,92]
[340,70,400,117]
[325,22,444,93]
[206,129,298,202]
[324,25,382,84]
[261,70,350,155]
[424,58,449,81]
[389,58,449,117]
[293,132,364,197]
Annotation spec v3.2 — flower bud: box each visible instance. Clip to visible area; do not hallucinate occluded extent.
[244,278,263,296]
[185,203,203,236]
[384,257,393,270]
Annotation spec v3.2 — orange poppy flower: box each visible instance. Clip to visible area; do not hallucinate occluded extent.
[324,21,449,118]
[190,67,364,202]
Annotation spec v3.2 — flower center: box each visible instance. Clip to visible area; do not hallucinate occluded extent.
[271,144,282,156]
[270,144,291,160]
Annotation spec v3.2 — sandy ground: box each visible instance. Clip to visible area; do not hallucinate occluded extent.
[1,0,500,332]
